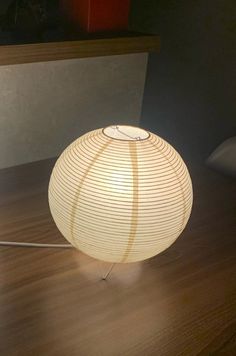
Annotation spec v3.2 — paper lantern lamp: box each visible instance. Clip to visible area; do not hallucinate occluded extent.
[48,125,193,263]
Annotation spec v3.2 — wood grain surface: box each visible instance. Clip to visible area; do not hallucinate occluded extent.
[0,35,160,66]
[0,158,235,356]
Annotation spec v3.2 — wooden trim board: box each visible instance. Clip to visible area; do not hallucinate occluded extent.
[0,35,160,66]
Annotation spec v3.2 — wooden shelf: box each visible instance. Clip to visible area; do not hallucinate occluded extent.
[0,34,160,66]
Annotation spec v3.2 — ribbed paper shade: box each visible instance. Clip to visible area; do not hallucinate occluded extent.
[48,125,193,263]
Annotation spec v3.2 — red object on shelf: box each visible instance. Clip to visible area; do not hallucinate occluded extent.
[60,0,131,33]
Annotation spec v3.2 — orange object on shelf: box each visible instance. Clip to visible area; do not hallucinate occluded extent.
[60,0,131,33]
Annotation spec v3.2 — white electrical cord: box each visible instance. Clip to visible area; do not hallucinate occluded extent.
[0,241,73,249]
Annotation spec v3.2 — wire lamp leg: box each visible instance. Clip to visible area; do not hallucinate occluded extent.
[102,263,115,281]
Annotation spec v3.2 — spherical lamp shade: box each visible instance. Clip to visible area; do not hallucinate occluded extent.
[48,125,193,263]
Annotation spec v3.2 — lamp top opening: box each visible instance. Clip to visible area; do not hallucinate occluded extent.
[103,125,150,141]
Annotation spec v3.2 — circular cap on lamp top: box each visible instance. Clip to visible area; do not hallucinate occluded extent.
[103,125,150,141]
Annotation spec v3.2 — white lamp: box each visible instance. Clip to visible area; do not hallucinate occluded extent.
[48,125,193,263]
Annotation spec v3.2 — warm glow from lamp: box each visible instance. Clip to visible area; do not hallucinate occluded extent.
[48,125,193,263]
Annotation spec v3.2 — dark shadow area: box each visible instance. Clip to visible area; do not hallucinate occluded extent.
[0,0,64,44]
[0,0,144,45]
[130,0,236,162]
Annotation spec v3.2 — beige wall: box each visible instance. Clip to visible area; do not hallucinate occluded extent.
[0,53,147,169]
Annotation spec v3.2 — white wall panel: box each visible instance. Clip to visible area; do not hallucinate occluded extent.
[0,53,147,168]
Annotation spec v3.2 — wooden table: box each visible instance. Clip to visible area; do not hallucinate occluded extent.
[0,158,235,356]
